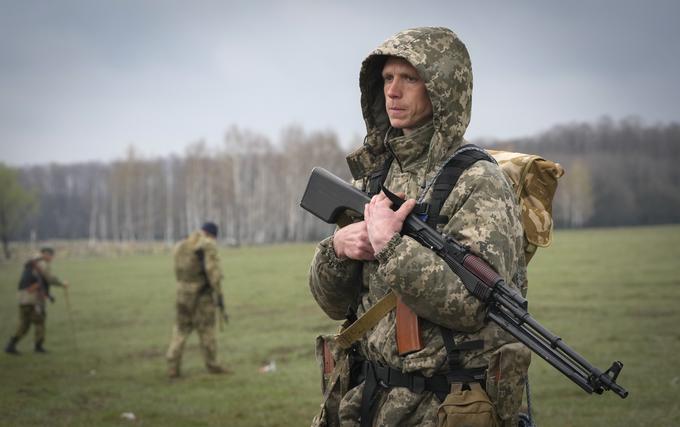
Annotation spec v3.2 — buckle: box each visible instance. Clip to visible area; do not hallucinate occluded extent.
[375,365,390,388]
[413,203,430,215]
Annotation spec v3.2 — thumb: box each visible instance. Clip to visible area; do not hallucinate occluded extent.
[394,199,416,222]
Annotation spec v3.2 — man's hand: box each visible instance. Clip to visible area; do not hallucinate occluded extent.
[332,221,375,261]
[63,281,69,289]
[364,191,416,254]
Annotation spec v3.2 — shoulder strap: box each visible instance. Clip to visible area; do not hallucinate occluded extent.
[421,145,496,228]
[335,291,397,349]
[439,326,484,373]
[366,155,393,197]
[427,145,493,376]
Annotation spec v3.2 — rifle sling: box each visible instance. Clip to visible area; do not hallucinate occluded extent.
[335,291,397,349]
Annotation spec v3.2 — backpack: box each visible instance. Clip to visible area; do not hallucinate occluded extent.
[486,149,565,263]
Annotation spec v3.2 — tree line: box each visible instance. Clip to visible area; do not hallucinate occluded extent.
[10,126,350,247]
[491,116,680,228]
[2,117,679,250]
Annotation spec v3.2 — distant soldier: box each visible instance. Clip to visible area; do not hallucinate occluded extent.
[166,222,228,378]
[5,247,69,354]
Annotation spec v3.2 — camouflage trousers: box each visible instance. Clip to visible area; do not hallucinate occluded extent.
[14,304,46,344]
[166,289,220,373]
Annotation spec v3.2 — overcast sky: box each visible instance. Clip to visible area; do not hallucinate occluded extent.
[1,0,678,166]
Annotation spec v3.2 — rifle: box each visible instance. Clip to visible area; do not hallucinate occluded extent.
[300,167,628,399]
[196,249,228,329]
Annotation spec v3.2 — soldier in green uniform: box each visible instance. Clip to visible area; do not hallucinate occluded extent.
[309,27,530,426]
[5,247,69,354]
[166,222,227,378]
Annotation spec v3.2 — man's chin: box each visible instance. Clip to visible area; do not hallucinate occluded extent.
[388,119,407,129]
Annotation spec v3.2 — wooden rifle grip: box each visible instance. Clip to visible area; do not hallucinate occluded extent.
[396,297,423,356]
[322,340,335,374]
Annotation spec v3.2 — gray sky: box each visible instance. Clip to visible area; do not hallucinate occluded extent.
[1,0,679,166]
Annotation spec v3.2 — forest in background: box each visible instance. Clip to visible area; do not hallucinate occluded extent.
[8,116,680,245]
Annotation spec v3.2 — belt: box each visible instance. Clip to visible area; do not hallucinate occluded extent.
[358,360,486,427]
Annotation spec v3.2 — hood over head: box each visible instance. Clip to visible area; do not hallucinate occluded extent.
[347,27,473,179]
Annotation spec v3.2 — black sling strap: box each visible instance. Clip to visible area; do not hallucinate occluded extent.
[439,326,485,382]
[421,145,496,228]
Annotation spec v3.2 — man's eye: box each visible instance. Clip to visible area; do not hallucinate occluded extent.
[383,75,394,82]
[406,76,418,83]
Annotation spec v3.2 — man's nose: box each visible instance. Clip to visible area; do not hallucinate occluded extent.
[386,80,401,98]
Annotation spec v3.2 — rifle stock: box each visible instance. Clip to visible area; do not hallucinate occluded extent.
[300,167,370,223]
[300,167,628,399]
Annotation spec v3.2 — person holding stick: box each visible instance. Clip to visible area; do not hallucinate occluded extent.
[5,247,69,354]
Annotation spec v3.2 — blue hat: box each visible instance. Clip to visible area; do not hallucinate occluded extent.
[201,222,219,237]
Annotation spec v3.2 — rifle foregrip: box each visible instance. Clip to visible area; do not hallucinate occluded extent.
[463,254,502,288]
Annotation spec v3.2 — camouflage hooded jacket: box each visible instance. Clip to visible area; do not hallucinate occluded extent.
[309,27,528,425]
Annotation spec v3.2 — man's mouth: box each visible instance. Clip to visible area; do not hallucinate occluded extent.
[389,107,407,117]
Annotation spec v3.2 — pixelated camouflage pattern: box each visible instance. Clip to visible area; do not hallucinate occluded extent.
[166,231,223,372]
[487,150,565,262]
[166,291,220,372]
[310,27,530,426]
[312,335,355,427]
[486,342,532,423]
[347,27,472,180]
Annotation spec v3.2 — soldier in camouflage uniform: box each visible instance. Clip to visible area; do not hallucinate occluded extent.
[5,247,69,354]
[166,222,227,378]
[309,27,530,426]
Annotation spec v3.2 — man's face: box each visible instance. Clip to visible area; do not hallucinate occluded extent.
[382,57,433,135]
[42,253,53,263]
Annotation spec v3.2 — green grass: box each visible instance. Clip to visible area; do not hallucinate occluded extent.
[1,225,679,426]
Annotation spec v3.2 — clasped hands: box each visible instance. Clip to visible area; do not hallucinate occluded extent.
[333,191,416,260]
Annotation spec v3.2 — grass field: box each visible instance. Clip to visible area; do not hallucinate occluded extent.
[1,225,679,427]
